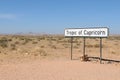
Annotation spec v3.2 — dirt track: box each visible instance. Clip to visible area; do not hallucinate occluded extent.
[0,60,120,80]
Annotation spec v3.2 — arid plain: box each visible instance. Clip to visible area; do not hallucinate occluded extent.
[0,35,120,80]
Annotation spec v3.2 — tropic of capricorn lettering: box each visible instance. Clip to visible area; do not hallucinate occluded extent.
[67,30,77,36]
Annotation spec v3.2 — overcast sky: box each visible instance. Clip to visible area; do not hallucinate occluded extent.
[0,0,120,34]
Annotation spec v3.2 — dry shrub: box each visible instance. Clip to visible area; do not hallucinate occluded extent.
[40,45,45,48]
[57,40,68,44]
[32,47,47,56]
[73,45,79,49]
[34,49,47,56]
[111,51,116,54]
[76,43,80,46]
[24,38,32,43]
[62,43,69,48]
[32,41,38,44]
[57,36,64,41]
[19,37,32,45]
[10,44,16,50]
[22,38,30,45]
[39,49,47,56]
[0,37,8,48]
[94,44,100,48]
[37,37,45,41]
[8,38,12,41]
[85,44,104,48]
[51,45,57,49]
[19,36,25,40]
[86,44,94,48]
[94,44,105,48]
[15,41,20,45]
[51,38,57,41]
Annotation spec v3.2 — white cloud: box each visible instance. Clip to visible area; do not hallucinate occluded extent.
[0,14,17,19]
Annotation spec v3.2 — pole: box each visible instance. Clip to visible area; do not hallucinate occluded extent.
[83,37,86,56]
[100,37,102,64]
[71,37,73,60]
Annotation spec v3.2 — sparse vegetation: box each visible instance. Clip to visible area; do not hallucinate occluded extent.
[108,36,120,40]
[37,37,46,41]
[0,34,119,62]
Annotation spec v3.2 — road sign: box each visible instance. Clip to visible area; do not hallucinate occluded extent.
[65,27,109,37]
[65,27,109,64]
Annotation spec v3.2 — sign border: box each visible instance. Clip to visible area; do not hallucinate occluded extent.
[64,27,109,38]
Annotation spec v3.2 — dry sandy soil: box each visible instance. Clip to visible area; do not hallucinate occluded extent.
[0,60,120,80]
[0,35,120,80]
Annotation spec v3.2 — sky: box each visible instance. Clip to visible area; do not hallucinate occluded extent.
[0,0,120,34]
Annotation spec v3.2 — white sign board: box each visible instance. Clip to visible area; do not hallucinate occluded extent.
[65,27,109,37]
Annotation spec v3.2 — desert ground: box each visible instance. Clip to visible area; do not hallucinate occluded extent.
[0,34,120,80]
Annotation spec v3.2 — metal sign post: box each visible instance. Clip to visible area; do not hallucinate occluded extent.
[71,37,73,60]
[100,37,102,64]
[83,37,86,57]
